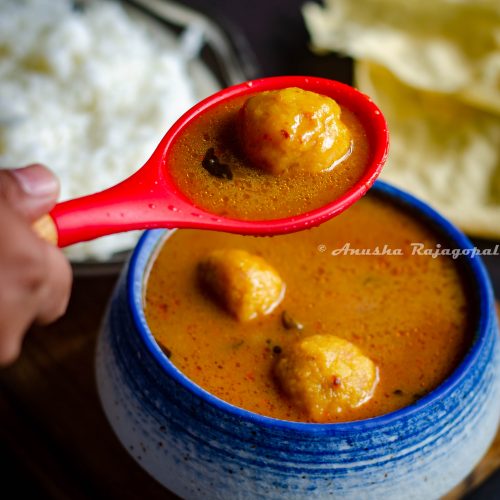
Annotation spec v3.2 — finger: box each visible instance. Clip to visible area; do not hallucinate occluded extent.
[0,271,32,365]
[0,199,72,365]
[35,242,72,325]
[0,164,60,221]
[0,315,27,366]
[0,203,46,364]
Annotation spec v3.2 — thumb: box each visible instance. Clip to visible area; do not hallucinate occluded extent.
[0,164,60,221]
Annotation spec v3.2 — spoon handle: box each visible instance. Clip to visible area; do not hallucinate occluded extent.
[30,168,166,247]
[33,214,58,244]
[29,164,203,247]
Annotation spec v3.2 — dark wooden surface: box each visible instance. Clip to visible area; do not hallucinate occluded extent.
[1,0,499,499]
[0,273,175,500]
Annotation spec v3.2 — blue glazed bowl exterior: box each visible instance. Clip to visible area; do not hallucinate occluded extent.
[96,181,500,499]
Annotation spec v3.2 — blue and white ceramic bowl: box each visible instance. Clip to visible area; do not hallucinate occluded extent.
[96,181,500,499]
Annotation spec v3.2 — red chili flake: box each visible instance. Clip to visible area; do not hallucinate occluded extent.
[314,320,323,332]
[332,376,342,387]
[281,129,290,139]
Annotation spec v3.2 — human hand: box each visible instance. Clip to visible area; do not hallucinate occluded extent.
[0,164,72,365]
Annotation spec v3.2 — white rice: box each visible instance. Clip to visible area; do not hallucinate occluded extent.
[0,0,209,261]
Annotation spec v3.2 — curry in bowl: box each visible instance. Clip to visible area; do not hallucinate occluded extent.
[96,183,498,498]
[144,191,472,423]
[96,83,497,499]
[148,86,471,424]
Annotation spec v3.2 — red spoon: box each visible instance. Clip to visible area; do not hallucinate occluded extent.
[34,76,388,247]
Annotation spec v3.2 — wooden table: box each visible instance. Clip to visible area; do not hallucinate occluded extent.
[0,273,174,499]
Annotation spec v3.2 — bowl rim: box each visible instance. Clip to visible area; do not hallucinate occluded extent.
[127,180,495,433]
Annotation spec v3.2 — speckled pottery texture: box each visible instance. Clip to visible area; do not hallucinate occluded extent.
[96,181,500,500]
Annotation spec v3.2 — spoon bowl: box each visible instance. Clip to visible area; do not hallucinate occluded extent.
[37,76,389,247]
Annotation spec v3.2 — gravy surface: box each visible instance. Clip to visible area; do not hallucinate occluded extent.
[168,94,370,220]
[145,194,471,422]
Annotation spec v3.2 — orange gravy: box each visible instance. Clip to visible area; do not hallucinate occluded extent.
[145,194,472,422]
[168,95,370,220]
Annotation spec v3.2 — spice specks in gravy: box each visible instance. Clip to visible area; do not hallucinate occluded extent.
[168,88,370,220]
[144,194,471,423]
